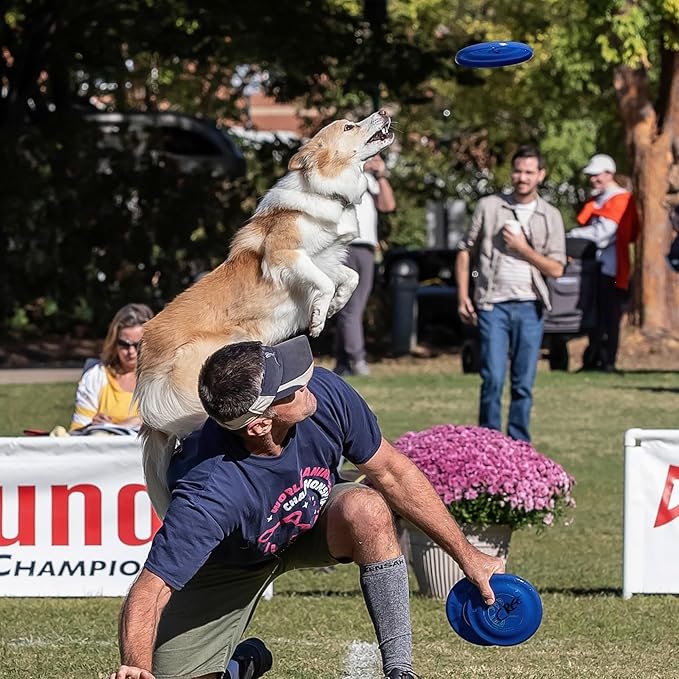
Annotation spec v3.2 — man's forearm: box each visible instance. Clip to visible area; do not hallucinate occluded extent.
[361,446,473,565]
[119,569,172,669]
[455,249,471,299]
[522,248,564,278]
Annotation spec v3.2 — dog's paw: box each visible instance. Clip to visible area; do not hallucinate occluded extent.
[309,309,326,337]
[326,301,341,318]
[309,322,325,337]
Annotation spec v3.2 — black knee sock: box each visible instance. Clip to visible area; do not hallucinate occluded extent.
[359,555,413,674]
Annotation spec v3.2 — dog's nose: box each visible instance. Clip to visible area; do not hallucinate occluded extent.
[378,109,388,117]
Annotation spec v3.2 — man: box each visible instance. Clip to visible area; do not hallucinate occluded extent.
[455,145,566,441]
[334,154,396,377]
[568,153,640,372]
[110,335,503,679]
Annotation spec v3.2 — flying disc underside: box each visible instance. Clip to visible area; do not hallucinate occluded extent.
[455,41,534,68]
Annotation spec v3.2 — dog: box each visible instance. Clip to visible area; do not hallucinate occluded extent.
[136,109,394,516]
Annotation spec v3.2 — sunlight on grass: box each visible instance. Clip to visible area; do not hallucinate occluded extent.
[1,364,678,678]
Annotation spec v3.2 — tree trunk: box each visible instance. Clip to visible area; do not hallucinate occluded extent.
[614,64,679,338]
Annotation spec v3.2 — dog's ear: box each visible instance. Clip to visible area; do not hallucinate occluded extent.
[289,140,321,171]
[288,149,309,171]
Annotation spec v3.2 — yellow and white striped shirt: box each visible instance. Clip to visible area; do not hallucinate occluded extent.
[69,363,138,431]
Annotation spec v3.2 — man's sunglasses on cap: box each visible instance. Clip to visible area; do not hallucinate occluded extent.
[222,335,314,430]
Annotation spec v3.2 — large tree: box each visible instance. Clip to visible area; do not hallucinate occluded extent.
[597,0,679,337]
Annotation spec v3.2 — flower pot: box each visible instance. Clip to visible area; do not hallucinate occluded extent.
[398,520,512,599]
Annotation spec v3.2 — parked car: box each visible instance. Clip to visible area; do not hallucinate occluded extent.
[383,237,598,372]
[82,111,246,180]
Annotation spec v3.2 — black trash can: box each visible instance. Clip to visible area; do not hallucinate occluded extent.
[389,258,419,356]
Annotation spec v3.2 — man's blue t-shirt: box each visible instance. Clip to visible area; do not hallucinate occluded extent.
[144,367,382,590]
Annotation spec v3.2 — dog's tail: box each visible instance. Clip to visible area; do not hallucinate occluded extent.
[140,425,176,519]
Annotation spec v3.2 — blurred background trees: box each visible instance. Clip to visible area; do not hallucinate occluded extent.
[2,0,677,340]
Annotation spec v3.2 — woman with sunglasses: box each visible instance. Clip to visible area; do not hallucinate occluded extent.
[70,303,154,432]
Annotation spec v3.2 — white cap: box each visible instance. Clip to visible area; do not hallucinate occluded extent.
[583,153,616,175]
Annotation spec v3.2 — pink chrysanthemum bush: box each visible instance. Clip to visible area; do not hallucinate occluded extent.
[395,424,576,530]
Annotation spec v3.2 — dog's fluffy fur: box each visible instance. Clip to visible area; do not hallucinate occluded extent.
[136,110,394,516]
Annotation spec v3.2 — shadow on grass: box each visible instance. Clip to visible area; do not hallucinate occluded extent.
[615,369,679,376]
[274,589,362,597]
[538,586,621,597]
[624,385,679,394]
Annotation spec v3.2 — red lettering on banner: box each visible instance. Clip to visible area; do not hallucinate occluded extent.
[52,484,102,545]
[0,486,36,546]
[654,465,679,528]
[118,484,161,545]
[0,482,160,546]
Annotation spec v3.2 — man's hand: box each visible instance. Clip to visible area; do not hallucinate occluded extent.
[109,666,155,679]
[459,546,505,605]
[502,225,530,255]
[364,155,387,177]
[457,296,477,325]
[92,412,113,424]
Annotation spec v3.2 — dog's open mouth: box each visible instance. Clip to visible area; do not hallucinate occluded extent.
[367,121,392,143]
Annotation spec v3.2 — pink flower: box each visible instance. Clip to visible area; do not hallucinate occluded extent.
[394,425,576,530]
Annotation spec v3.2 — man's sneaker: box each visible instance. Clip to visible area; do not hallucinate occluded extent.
[231,637,273,679]
[384,670,420,679]
[352,359,371,376]
[333,363,353,377]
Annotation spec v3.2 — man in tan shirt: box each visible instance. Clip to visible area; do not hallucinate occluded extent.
[455,145,566,441]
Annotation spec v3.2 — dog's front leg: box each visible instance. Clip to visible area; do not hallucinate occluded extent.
[270,252,336,337]
[326,264,359,318]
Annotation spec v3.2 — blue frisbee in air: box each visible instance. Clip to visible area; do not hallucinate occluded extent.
[455,41,534,68]
[446,573,543,646]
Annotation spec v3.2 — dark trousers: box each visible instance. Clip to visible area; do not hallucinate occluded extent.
[334,244,375,368]
[584,273,627,370]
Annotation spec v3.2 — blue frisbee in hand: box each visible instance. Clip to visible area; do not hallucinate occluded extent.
[455,41,534,68]
[446,574,543,646]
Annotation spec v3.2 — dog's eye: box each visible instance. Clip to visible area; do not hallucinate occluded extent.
[344,124,354,131]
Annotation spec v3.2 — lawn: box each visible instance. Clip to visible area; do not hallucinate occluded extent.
[0,359,678,678]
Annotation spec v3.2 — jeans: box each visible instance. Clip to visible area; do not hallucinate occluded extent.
[477,301,544,441]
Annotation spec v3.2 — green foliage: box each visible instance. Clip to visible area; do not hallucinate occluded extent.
[448,491,574,531]
[3,0,675,336]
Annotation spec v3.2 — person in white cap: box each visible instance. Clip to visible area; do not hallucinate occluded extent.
[568,153,640,371]
[109,335,504,679]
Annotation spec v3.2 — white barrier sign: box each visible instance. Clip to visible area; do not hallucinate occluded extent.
[623,428,679,598]
[0,436,160,596]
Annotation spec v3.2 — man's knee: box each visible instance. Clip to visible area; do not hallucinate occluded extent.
[330,486,394,532]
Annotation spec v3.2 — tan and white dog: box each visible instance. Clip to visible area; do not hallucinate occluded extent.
[136,110,394,516]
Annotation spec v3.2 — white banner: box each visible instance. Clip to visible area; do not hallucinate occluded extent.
[0,435,160,597]
[623,428,679,598]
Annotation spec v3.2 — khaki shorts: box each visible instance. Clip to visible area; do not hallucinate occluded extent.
[152,481,363,679]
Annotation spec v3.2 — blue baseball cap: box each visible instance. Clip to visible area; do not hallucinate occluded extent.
[221,335,314,430]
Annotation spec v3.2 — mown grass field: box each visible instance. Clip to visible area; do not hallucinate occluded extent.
[1,358,678,678]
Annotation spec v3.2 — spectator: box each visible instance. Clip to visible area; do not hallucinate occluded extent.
[455,145,566,442]
[334,154,396,377]
[568,154,640,372]
[70,303,154,432]
[669,205,679,272]
[108,336,503,679]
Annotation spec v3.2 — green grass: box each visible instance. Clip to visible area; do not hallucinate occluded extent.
[1,364,679,678]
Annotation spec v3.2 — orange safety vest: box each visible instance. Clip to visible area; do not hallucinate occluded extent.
[576,191,640,290]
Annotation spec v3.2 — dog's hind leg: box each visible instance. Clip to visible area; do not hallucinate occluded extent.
[326,264,359,318]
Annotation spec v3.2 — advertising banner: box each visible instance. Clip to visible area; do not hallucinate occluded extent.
[623,428,679,598]
[0,436,160,596]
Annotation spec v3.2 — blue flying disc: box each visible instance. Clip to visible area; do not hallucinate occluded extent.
[455,41,534,68]
[446,574,543,646]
